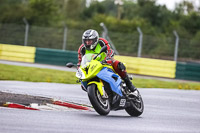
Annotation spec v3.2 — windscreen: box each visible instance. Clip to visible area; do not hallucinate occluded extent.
[81,53,97,68]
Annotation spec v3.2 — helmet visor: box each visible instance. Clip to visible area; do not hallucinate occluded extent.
[84,39,94,46]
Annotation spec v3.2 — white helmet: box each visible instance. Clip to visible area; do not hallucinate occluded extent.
[82,29,99,50]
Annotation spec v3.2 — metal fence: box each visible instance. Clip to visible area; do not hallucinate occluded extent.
[0,23,83,51]
[0,23,199,62]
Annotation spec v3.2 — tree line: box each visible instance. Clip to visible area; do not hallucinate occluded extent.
[0,0,199,61]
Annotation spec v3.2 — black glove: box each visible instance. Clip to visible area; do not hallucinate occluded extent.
[101,60,107,64]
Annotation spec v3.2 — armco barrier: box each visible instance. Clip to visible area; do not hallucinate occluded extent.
[35,48,78,66]
[1,44,200,81]
[115,55,176,78]
[176,62,200,81]
[0,44,36,63]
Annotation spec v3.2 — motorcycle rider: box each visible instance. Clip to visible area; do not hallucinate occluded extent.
[78,29,139,97]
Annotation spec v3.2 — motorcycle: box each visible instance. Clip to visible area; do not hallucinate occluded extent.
[66,46,144,116]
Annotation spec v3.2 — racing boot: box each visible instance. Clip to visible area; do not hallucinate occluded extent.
[123,75,139,98]
[115,61,139,98]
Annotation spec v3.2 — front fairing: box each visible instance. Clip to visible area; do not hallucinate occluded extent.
[97,67,123,96]
[77,54,123,97]
[76,54,103,81]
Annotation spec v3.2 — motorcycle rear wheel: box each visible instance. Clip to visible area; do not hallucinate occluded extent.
[125,93,144,117]
[87,84,110,115]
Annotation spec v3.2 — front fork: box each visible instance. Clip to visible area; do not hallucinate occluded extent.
[83,80,108,99]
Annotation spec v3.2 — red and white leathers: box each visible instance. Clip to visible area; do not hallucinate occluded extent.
[77,38,128,79]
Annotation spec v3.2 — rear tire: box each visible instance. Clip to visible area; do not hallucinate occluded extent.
[87,84,110,115]
[125,93,144,117]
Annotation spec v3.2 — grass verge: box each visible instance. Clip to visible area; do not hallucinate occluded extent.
[0,63,200,90]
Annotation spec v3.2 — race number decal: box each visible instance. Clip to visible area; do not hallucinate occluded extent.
[119,99,126,107]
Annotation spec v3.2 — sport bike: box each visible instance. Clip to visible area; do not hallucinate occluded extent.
[66,46,144,116]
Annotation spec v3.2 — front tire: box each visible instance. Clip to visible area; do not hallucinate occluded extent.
[87,84,110,115]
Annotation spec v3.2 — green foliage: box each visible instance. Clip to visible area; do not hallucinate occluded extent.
[180,12,200,35]
[82,1,105,19]
[0,0,29,24]
[64,0,85,20]
[138,0,163,26]
[0,0,200,60]
[28,0,60,26]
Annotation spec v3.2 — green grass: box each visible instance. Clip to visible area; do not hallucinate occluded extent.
[0,63,200,90]
[133,78,200,90]
[0,64,77,84]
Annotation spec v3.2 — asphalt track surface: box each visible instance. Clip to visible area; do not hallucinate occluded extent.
[0,81,200,133]
[0,60,200,133]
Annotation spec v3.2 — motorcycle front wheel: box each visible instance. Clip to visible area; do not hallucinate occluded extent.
[87,84,110,115]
